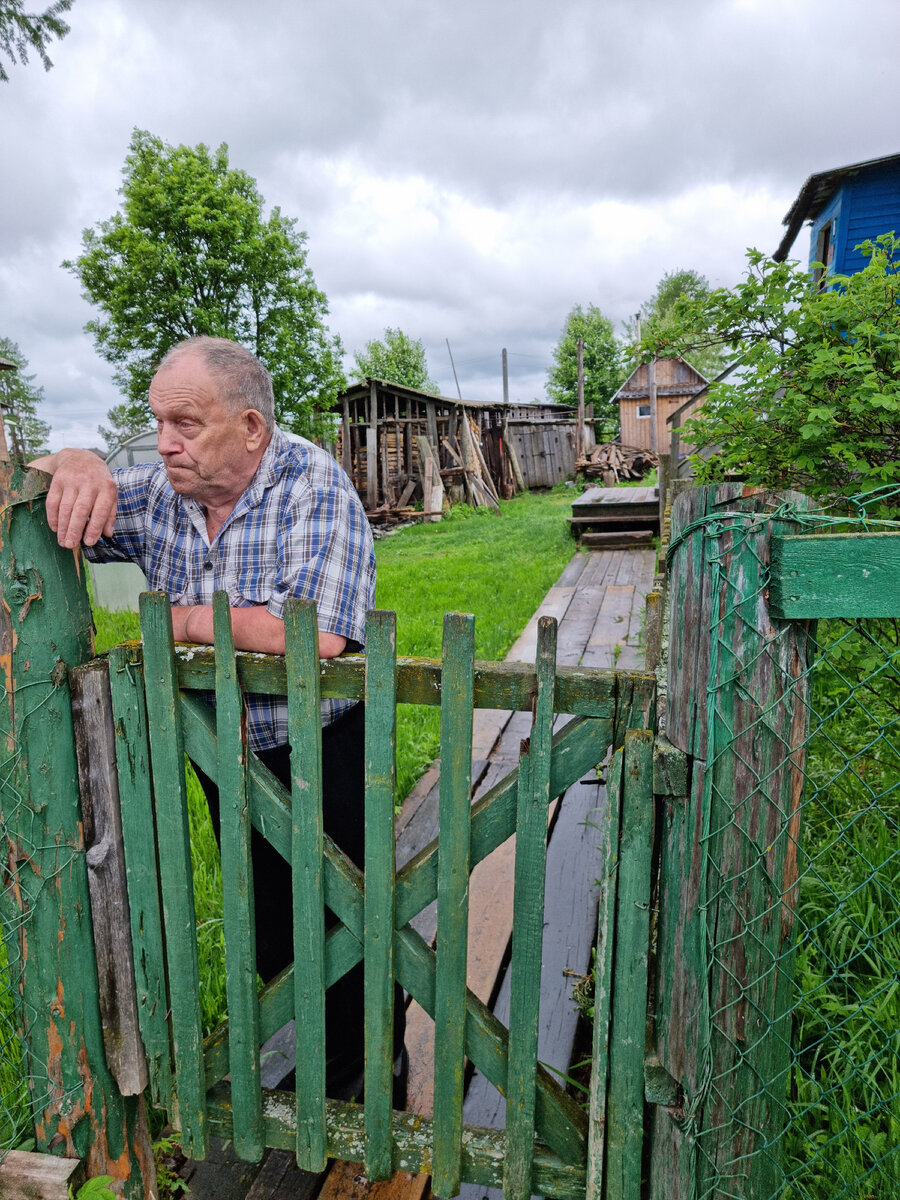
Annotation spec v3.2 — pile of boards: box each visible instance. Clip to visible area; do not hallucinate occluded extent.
[367,417,514,524]
[576,442,658,486]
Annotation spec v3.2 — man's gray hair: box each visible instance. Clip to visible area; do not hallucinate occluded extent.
[158,337,276,431]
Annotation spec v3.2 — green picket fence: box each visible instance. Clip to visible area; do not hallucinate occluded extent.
[118,590,655,1198]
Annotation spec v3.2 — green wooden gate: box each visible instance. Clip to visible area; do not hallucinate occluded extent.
[104,591,657,1199]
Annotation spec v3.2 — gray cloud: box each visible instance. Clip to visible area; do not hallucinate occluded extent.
[2,0,899,446]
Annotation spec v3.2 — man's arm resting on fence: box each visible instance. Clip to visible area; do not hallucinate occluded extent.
[29,449,118,549]
[171,603,347,658]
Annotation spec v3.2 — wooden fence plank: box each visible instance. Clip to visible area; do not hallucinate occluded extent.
[173,650,626,720]
[503,617,558,1200]
[364,611,398,1179]
[284,598,328,1172]
[605,729,654,1200]
[70,660,149,1097]
[108,643,173,1109]
[769,530,900,617]
[585,749,623,1200]
[214,592,263,1161]
[433,613,475,1198]
[139,591,208,1159]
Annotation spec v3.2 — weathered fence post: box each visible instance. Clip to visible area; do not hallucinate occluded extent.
[0,465,154,1195]
[648,483,812,1199]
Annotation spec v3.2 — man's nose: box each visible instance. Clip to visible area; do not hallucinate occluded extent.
[157,424,181,455]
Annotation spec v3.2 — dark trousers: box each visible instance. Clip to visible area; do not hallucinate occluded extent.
[192,701,405,1092]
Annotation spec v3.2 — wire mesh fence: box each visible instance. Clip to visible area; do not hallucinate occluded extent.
[681,492,899,1199]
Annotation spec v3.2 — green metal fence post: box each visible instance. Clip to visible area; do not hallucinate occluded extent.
[0,465,154,1195]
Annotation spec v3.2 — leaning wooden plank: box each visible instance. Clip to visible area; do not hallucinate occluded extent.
[364,611,399,1180]
[504,617,558,1200]
[206,1089,587,1200]
[285,599,328,1172]
[604,729,654,1200]
[433,614,475,1198]
[769,530,900,617]
[0,1151,84,1200]
[586,750,623,1200]
[70,660,149,1097]
[139,591,207,1158]
[108,644,173,1108]
[214,592,263,1161]
[459,776,603,1200]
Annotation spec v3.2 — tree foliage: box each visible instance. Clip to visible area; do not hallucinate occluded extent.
[65,129,345,450]
[645,236,900,498]
[546,304,624,431]
[352,327,439,393]
[0,337,50,460]
[630,269,731,379]
[0,0,71,81]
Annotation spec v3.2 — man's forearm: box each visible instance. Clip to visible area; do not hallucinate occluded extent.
[172,603,347,658]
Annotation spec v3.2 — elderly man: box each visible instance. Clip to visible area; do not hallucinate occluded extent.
[33,335,405,1104]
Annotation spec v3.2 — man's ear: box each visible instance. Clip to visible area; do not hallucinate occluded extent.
[243,409,268,451]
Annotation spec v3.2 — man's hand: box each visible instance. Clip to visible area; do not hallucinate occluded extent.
[30,450,118,549]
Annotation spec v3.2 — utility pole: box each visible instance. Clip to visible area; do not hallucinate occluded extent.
[446,339,463,401]
[576,336,585,460]
[502,347,509,405]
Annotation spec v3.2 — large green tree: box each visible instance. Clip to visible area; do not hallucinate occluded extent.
[546,304,624,432]
[352,327,439,393]
[645,236,900,498]
[630,269,731,379]
[0,0,71,81]
[0,338,51,460]
[65,129,345,450]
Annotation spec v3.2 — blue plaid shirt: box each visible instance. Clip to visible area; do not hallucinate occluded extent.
[85,431,375,750]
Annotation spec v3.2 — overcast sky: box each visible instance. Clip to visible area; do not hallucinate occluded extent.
[3,0,900,449]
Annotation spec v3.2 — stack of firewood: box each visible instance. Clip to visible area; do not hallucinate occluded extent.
[577,442,658,486]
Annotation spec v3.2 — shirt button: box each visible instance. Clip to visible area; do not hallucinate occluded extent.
[204,561,213,570]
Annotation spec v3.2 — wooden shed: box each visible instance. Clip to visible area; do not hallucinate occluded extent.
[333,379,577,515]
[613,356,708,455]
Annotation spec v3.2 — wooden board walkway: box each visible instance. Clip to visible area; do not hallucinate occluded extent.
[179,547,656,1200]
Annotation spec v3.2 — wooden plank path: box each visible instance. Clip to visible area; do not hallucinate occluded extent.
[180,547,655,1200]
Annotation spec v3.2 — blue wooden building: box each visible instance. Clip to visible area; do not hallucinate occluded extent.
[774,152,900,278]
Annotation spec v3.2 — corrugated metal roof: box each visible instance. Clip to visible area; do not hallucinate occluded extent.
[774,152,900,262]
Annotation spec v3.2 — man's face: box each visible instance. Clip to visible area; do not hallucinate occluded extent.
[149,353,262,506]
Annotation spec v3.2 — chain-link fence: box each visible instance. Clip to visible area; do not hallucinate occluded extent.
[681,491,899,1199]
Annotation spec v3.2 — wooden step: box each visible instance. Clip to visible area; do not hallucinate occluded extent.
[579,530,655,549]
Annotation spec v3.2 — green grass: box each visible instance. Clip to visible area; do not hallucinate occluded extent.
[375,488,575,796]
[778,618,900,1198]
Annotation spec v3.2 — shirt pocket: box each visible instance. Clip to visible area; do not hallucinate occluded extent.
[225,567,278,608]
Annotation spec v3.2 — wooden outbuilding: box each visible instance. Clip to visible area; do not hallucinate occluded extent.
[613,356,708,455]
[333,378,578,516]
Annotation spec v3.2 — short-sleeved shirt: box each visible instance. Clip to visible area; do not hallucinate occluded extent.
[85,430,375,750]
